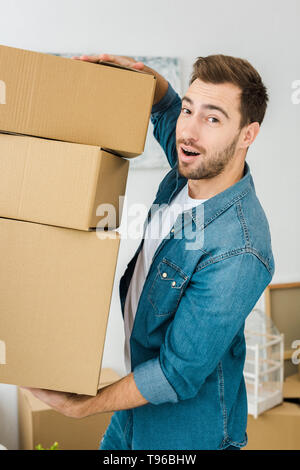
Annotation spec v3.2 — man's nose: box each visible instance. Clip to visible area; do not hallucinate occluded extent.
[180,118,200,143]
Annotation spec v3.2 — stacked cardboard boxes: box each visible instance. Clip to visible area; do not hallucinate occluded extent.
[0,44,156,396]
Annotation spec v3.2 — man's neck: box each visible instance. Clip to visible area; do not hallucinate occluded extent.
[187,161,245,200]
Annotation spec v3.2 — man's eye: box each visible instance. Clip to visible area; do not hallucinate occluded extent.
[208,117,219,123]
[181,107,191,114]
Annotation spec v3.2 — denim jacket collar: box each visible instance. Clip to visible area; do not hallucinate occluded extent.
[156,161,254,231]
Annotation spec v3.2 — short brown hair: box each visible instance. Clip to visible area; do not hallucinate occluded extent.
[190,55,268,128]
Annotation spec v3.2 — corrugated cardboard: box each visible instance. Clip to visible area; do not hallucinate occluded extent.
[283,373,300,399]
[284,358,299,379]
[265,283,300,380]
[0,133,129,230]
[245,374,300,450]
[0,44,156,157]
[245,402,300,450]
[18,368,121,450]
[0,218,120,395]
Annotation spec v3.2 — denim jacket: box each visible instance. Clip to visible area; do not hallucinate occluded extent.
[119,83,275,450]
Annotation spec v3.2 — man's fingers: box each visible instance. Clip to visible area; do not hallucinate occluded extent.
[71,54,145,71]
[131,61,145,70]
[80,55,102,62]
[99,53,116,62]
[73,54,116,63]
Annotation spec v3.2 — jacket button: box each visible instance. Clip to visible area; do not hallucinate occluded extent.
[162,272,167,278]
[172,281,176,287]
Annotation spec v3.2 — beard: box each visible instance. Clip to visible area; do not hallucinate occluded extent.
[177,132,241,180]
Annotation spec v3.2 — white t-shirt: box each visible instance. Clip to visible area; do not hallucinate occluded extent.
[124,182,207,373]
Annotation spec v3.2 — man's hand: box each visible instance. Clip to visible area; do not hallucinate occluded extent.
[21,386,96,419]
[72,53,145,71]
[72,53,168,105]
[21,372,148,418]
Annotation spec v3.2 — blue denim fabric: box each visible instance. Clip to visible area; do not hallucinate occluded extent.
[99,410,133,450]
[99,410,240,450]
[115,83,275,450]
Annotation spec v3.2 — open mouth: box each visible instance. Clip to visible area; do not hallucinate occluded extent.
[180,146,201,157]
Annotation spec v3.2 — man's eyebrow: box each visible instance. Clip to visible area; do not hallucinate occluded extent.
[181,96,230,120]
[203,104,230,120]
[182,96,193,105]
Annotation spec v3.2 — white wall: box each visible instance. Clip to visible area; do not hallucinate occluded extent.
[0,0,299,449]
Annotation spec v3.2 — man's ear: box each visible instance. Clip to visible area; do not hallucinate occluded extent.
[240,122,260,149]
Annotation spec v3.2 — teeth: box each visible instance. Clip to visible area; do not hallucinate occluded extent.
[182,146,200,156]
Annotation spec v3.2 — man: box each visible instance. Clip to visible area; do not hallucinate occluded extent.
[24,53,274,450]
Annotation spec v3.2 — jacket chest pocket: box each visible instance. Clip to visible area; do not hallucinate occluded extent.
[147,258,189,317]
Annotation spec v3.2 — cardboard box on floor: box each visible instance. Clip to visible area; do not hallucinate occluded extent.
[0,44,156,157]
[0,133,129,230]
[245,374,300,450]
[0,218,120,395]
[283,372,300,399]
[245,402,300,450]
[18,368,121,450]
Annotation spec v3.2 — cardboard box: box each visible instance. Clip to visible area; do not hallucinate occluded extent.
[18,368,121,450]
[245,375,300,450]
[284,358,299,379]
[0,133,129,230]
[265,282,300,380]
[0,44,156,157]
[283,373,300,399]
[245,402,300,450]
[0,218,120,395]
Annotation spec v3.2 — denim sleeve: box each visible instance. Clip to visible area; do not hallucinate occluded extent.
[133,253,273,405]
[150,82,182,169]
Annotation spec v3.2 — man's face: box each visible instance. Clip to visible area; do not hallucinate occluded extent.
[176,79,244,179]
